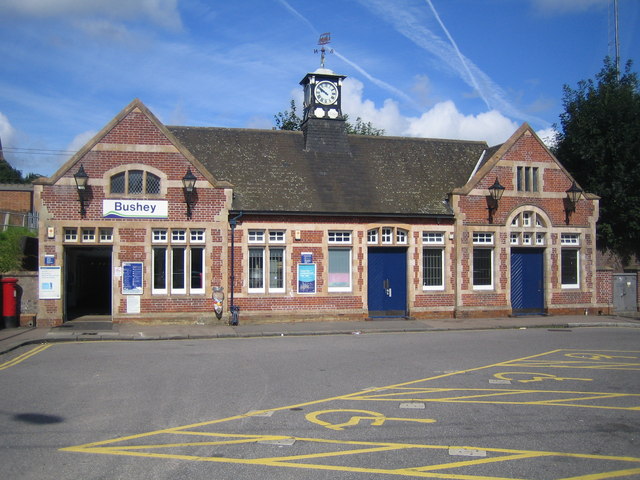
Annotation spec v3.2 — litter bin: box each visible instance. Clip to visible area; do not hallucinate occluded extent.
[1,278,19,328]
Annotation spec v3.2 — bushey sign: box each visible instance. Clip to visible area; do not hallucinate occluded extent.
[103,200,168,219]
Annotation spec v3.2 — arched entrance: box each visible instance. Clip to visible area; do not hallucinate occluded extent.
[508,208,550,316]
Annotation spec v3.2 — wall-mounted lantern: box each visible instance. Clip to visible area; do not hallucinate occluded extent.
[487,177,505,223]
[73,164,89,217]
[564,180,583,224]
[182,168,197,219]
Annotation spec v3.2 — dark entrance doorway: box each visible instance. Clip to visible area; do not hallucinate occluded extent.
[367,247,407,318]
[64,246,112,321]
[511,248,545,315]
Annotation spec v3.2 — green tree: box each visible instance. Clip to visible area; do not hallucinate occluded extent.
[553,57,640,263]
[0,157,24,183]
[0,227,36,272]
[274,100,384,136]
[274,100,302,131]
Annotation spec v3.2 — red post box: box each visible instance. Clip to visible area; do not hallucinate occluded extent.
[1,278,19,328]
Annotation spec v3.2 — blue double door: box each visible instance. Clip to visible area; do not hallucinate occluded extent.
[368,248,407,318]
[511,248,545,315]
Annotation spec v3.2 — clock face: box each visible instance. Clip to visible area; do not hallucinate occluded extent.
[314,81,339,105]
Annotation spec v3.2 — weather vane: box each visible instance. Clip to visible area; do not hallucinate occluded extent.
[314,32,333,68]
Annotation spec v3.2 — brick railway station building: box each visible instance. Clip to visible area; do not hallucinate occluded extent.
[34,67,603,326]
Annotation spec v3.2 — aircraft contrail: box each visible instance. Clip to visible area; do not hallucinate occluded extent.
[277,0,417,108]
[423,0,491,110]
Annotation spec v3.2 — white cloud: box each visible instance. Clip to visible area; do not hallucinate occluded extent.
[67,130,98,156]
[406,102,518,145]
[536,127,559,148]
[356,0,550,128]
[0,112,17,150]
[0,0,183,31]
[342,77,518,145]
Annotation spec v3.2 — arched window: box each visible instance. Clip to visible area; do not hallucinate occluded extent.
[110,170,161,195]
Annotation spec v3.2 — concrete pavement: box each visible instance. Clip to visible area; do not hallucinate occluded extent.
[1,313,639,356]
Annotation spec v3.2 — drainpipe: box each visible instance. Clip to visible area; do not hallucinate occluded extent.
[229,212,243,325]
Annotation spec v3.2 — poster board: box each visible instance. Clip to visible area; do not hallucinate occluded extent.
[39,266,61,299]
[297,263,316,294]
[122,262,143,295]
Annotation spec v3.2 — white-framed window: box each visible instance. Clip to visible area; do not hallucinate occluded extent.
[152,247,168,294]
[522,212,532,227]
[64,228,78,242]
[152,229,167,243]
[152,228,206,295]
[248,230,265,243]
[423,232,445,245]
[423,248,444,290]
[511,216,519,227]
[172,229,187,243]
[473,232,494,245]
[561,233,580,246]
[522,233,532,245]
[248,246,285,293]
[190,229,205,243]
[536,233,545,245]
[367,229,379,244]
[171,247,187,294]
[561,249,580,288]
[99,228,113,242]
[510,233,519,245]
[473,248,493,290]
[396,229,408,245]
[328,231,352,244]
[82,228,95,242]
[190,247,205,294]
[328,248,351,292]
[269,230,286,243]
[381,227,393,244]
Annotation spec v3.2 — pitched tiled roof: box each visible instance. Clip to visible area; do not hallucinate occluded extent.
[168,125,487,216]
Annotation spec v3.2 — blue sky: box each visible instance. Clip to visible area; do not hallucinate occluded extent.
[0,0,637,177]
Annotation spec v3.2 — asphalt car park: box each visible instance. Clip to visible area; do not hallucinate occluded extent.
[1,328,639,479]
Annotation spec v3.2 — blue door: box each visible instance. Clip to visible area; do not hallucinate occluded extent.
[511,248,544,314]
[368,248,407,317]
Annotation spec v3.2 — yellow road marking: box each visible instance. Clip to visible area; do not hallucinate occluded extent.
[565,353,637,360]
[61,348,640,478]
[0,344,51,370]
[493,372,593,383]
[63,432,640,479]
[305,408,436,430]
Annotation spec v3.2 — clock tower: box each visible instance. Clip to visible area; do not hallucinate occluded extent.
[300,68,346,122]
[299,68,349,153]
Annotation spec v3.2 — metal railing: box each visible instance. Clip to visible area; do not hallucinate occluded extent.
[0,211,39,232]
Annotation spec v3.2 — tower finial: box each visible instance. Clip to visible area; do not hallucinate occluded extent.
[315,33,333,68]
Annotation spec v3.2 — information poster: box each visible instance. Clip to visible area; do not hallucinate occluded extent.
[122,262,143,295]
[297,263,316,294]
[39,266,61,299]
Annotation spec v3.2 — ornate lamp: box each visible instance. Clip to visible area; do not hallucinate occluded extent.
[182,168,197,219]
[73,165,89,217]
[487,177,505,223]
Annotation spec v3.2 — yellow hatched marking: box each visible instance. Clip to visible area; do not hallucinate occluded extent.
[348,387,640,410]
[0,344,51,370]
[64,433,640,479]
[403,452,550,473]
[62,348,640,478]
